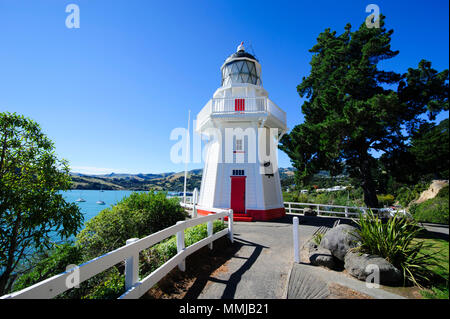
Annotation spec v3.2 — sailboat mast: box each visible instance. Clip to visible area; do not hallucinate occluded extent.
[183,110,190,204]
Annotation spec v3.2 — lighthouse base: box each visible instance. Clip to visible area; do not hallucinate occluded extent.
[197,207,285,222]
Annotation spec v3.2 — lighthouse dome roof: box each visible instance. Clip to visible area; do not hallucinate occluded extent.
[223,42,259,64]
[221,42,261,86]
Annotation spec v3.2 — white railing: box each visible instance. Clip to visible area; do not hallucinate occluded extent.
[196,100,212,129]
[284,202,405,218]
[196,97,287,129]
[211,97,266,113]
[1,206,233,300]
[267,99,287,125]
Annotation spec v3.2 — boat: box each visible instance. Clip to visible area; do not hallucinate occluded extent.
[75,191,86,202]
[96,187,105,204]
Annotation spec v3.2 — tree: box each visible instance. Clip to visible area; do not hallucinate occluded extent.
[409,119,449,179]
[280,16,448,207]
[0,112,83,295]
[380,119,449,184]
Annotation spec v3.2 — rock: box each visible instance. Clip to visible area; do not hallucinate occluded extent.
[344,251,403,285]
[304,208,317,216]
[305,240,319,254]
[319,224,361,261]
[309,248,335,269]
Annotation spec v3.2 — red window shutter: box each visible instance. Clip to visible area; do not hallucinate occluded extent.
[235,99,245,111]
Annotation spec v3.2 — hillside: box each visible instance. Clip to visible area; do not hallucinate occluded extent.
[70,168,295,191]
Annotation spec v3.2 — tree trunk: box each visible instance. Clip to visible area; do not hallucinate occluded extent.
[361,178,380,208]
[360,158,380,208]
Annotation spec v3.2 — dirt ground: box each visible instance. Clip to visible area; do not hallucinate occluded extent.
[142,237,237,299]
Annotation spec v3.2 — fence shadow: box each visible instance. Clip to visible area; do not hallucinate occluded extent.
[268,213,357,228]
[182,237,268,299]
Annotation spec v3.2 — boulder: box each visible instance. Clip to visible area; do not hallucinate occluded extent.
[319,224,361,261]
[344,251,403,285]
[309,248,335,269]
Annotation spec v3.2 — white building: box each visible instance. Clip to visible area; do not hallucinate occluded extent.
[195,43,287,221]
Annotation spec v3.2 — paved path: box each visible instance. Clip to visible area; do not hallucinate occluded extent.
[420,222,449,241]
[198,214,355,299]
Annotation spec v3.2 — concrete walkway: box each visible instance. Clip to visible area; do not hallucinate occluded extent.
[197,214,406,299]
[199,215,301,299]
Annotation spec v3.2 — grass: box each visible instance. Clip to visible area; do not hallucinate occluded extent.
[416,238,449,299]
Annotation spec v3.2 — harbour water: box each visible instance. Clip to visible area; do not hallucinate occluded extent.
[62,190,137,225]
[63,190,183,223]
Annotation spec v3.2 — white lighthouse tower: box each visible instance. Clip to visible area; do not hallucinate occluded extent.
[196,43,287,221]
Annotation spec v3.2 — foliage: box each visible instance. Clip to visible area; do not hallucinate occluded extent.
[409,186,449,224]
[12,243,83,293]
[312,233,324,246]
[140,220,226,277]
[76,192,187,260]
[279,15,449,208]
[0,112,83,295]
[82,268,125,299]
[377,194,395,206]
[395,181,431,207]
[283,188,364,207]
[382,119,449,183]
[354,210,443,287]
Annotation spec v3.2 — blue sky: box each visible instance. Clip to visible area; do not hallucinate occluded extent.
[0,0,448,174]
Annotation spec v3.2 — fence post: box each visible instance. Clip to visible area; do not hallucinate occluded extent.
[176,221,186,271]
[293,217,300,263]
[207,217,213,250]
[317,204,320,216]
[193,188,198,218]
[288,202,291,214]
[345,207,349,218]
[125,238,139,290]
[228,209,234,243]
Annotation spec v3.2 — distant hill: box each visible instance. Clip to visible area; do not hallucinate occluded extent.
[70,168,294,191]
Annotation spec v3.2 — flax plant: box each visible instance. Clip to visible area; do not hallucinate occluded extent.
[354,210,443,287]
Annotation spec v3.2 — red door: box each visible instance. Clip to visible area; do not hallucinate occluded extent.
[230,176,246,213]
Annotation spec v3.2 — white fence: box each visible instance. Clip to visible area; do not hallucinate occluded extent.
[1,206,233,300]
[284,202,400,218]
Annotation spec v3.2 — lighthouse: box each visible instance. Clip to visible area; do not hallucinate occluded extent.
[196,43,287,221]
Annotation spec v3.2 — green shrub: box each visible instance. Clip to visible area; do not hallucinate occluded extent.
[377,194,395,206]
[13,243,84,293]
[355,210,442,287]
[140,220,227,278]
[82,268,125,299]
[410,195,449,225]
[395,182,430,207]
[437,185,449,198]
[77,192,187,259]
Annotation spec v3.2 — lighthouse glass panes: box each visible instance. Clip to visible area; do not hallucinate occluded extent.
[222,60,261,86]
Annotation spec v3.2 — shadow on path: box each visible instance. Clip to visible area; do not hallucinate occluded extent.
[265,213,357,228]
[183,237,268,299]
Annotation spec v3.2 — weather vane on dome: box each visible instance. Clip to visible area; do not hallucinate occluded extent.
[237,41,245,52]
